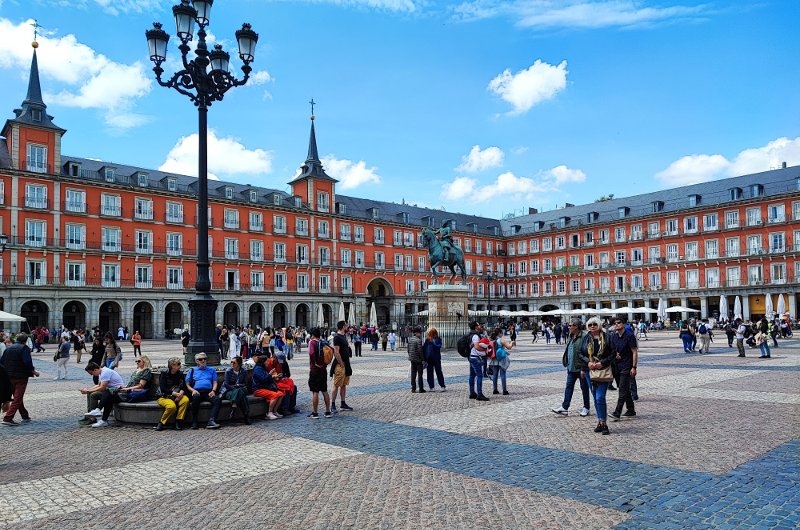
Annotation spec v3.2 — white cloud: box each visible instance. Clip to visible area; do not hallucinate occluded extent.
[655,137,800,186]
[0,18,152,129]
[159,129,273,180]
[321,155,382,190]
[442,176,479,201]
[452,1,709,29]
[250,71,273,85]
[456,145,505,173]
[488,59,568,115]
[295,0,418,12]
[441,164,586,204]
[544,164,586,184]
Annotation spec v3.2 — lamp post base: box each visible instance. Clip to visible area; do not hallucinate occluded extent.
[186,294,220,366]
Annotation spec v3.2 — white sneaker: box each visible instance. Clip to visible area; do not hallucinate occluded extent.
[86,408,103,417]
[266,413,278,420]
[551,406,568,415]
[579,407,590,417]
[91,419,109,428]
[273,411,283,418]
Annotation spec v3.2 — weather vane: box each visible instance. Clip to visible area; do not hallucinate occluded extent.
[31,19,43,47]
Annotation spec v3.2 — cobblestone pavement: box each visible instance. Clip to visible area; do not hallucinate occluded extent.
[0,331,797,529]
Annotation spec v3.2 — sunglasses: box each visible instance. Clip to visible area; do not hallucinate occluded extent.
[614,321,623,325]
[197,358,208,362]
[587,323,599,327]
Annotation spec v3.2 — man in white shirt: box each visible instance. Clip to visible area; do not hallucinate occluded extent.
[734,319,747,357]
[80,362,125,427]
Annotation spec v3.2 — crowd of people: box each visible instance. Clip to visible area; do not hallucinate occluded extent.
[0,312,792,430]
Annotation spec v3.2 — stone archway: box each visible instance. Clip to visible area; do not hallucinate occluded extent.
[223,303,240,327]
[295,303,310,328]
[273,303,287,328]
[99,301,121,336]
[164,302,184,334]
[366,277,394,328]
[248,303,264,328]
[322,304,332,327]
[133,301,154,339]
[62,300,87,330]
[21,300,49,330]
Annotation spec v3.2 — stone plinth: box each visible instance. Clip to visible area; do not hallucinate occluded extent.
[426,285,469,350]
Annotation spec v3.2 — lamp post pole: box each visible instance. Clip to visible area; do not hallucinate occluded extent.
[485,272,495,326]
[146,0,258,365]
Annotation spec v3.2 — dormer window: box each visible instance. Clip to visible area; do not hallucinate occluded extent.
[688,194,701,207]
[104,168,115,183]
[750,184,764,197]
[138,173,148,187]
[270,193,280,205]
[368,207,379,219]
[469,222,478,234]
[225,187,233,199]
[293,196,302,208]
[652,201,664,213]
[618,207,629,219]
[397,212,409,224]
[338,203,347,215]
[67,162,80,177]
[250,190,258,203]
[31,109,42,122]
[729,187,743,200]
[167,177,177,191]
[586,211,599,223]
[558,217,570,228]
[449,219,457,230]
[491,226,499,236]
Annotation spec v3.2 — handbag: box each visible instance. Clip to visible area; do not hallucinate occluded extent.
[588,333,614,382]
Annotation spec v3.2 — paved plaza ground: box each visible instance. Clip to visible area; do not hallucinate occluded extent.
[0,329,798,529]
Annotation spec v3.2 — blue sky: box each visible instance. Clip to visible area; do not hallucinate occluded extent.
[0,1,798,217]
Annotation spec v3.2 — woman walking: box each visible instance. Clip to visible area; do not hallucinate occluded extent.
[131,330,142,358]
[579,316,614,435]
[424,327,445,392]
[54,336,71,380]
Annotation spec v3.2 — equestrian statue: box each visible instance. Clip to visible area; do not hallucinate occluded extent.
[421,221,467,284]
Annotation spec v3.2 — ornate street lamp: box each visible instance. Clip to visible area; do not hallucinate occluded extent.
[145,0,259,365]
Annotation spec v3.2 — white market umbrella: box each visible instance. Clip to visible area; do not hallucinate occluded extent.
[665,306,699,313]
[529,310,548,316]
[495,310,513,317]
[369,302,378,327]
[338,302,347,324]
[719,296,729,322]
[613,306,635,313]
[777,294,787,317]
[0,310,26,322]
[634,307,659,314]
[734,296,743,321]
[414,310,429,317]
[469,310,489,317]
[317,303,325,327]
[765,293,774,319]
[657,298,667,321]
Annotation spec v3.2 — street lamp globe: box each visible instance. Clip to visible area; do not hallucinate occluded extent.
[192,0,214,27]
[146,23,169,64]
[236,23,258,64]
[209,44,230,73]
[173,0,198,42]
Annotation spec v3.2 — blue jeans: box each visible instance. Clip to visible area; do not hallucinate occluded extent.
[759,342,771,357]
[562,370,590,410]
[589,377,609,421]
[681,334,692,352]
[491,366,506,392]
[468,357,484,395]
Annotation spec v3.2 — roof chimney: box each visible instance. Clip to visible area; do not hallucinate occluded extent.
[528,207,538,215]
[783,161,787,169]
[564,203,574,208]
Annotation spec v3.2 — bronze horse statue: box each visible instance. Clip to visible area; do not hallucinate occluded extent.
[420,228,467,284]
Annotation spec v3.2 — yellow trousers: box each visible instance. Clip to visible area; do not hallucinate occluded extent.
[157,395,189,424]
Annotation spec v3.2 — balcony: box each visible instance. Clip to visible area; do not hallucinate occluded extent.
[166,214,184,224]
[768,216,786,224]
[26,161,50,173]
[134,209,154,221]
[166,247,183,257]
[63,201,86,213]
[100,205,122,217]
[24,196,49,209]
[224,219,240,230]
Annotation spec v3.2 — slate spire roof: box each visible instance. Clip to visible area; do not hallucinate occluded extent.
[290,115,337,183]
[6,45,65,133]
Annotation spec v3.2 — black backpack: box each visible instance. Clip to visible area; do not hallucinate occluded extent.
[457,332,477,358]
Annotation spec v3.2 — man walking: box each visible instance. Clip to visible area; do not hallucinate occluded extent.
[734,319,747,357]
[609,318,638,421]
[697,319,713,354]
[0,333,40,426]
[330,320,354,413]
[551,319,590,417]
[407,326,425,393]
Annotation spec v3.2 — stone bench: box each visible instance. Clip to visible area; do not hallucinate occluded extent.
[114,395,269,425]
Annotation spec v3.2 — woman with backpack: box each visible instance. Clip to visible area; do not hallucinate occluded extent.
[489,327,514,395]
[306,327,332,418]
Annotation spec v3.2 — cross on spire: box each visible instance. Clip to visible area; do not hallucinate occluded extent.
[309,98,316,117]
[31,19,42,42]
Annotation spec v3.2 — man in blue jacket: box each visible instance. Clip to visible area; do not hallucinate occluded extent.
[185,353,221,429]
[1,333,40,426]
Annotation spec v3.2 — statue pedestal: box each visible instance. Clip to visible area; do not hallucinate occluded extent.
[426,285,469,350]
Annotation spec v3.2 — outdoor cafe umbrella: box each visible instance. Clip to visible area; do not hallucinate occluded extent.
[317,303,325,327]
[0,309,26,322]
[719,295,729,323]
[765,293,774,319]
[369,302,378,327]
[657,298,667,321]
[665,306,700,313]
[338,301,347,324]
[734,296,743,321]
[777,294,787,317]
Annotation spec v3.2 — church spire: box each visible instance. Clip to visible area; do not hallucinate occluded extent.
[289,102,337,183]
[9,41,64,132]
